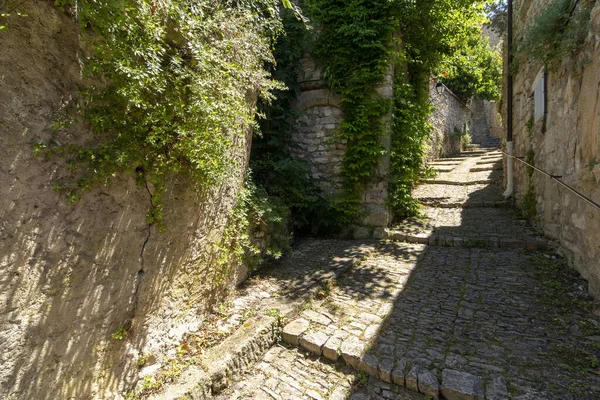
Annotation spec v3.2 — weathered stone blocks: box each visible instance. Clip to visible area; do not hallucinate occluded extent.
[299,331,329,356]
[282,318,310,346]
[418,369,440,399]
[485,375,509,400]
[340,336,366,370]
[378,358,394,383]
[322,333,345,361]
[441,369,485,400]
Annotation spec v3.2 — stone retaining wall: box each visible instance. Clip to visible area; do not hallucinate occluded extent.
[291,56,392,228]
[0,3,251,398]
[510,0,600,298]
[427,79,471,160]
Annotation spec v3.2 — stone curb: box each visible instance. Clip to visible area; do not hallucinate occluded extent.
[387,231,547,250]
[469,167,503,172]
[418,200,509,208]
[422,179,499,186]
[151,251,369,399]
[284,325,509,400]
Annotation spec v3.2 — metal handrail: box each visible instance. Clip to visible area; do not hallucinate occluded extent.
[501,150,600,211]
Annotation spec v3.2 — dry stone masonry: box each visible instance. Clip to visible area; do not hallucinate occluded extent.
[291,56,394,229]
[509,0,600,299]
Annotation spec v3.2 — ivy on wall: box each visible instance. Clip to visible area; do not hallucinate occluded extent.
[29,0,289,229]
[304,0,397,222]
[516,0,594,69]
[305,0,501,220]
[252,7,340,233]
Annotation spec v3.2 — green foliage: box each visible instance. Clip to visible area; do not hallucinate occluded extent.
[111,325,129,340]
[485,0,507,35]
[305,0,397,223]
[389,78,432,218]
[252,7,341,232]
[215,177,291,279]
[356,371,369,386]
[39,0,286,228]
[516,0,594,68]
[439,35,502,101]
[0,0,28,31]
[526,149,535,178]
[389,0,494,219]
[303,0,497,222]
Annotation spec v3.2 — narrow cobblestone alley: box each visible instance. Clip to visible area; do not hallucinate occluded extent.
[211,149,600,400]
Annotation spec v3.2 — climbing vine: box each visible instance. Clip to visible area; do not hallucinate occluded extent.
[304,0,498,220]
[516,0,594,69]
[305,0,397,222]
[252,7,341,232]
[30,0,290,229]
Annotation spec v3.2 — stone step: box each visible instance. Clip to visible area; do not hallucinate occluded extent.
[148,243,370,399]
[422,179,497,185]
[469,166,503,172]
[282,320,509,400]
[386,231,547,250]
[432,157,467,162]
[465,144,481,151]
[476,160,502,165]
[432,166,456,172]
[418,200,509,208]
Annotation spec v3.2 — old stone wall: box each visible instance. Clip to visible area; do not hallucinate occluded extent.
[0,3,250,399]
[470,98,502,146]
[510,0,600,298]
[470,27,504,147]
[426,79,471,160]
[291,56,392,228]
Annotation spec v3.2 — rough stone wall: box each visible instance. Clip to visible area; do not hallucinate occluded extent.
[426,79,471,159]
[510,0,600,298]
[469,27,504,147]
[0,3,250,399]
[291,56,392,227]
[470,98,502,146]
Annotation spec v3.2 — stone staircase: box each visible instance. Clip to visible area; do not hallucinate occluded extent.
[155,149,600,400]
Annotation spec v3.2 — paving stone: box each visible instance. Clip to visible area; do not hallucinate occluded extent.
[485,375,509,400]
[417,369,440,399]
[391,359,407,386]
[299,331,329,356]
[358,353,380,377]
[302,309,333,326]
[341,335,366,370]
[282,318,310,346]
[322,334,344,361]
[441,369,484,400]
[208,151,600,400]
[330,387,350,400]
[405,365,419,392]
[379,358,394,383]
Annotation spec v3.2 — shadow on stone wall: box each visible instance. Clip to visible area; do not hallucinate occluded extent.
[0,3,248,398]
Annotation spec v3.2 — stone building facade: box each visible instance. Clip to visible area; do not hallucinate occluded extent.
[510,0,600,298]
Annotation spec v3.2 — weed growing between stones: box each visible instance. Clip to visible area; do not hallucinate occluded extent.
[266,308,284,343]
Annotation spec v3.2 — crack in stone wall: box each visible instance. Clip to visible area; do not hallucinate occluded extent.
[0,3,252,399]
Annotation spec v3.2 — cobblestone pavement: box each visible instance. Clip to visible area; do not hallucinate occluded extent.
[217,149,600,400]
[216,345,426,400]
